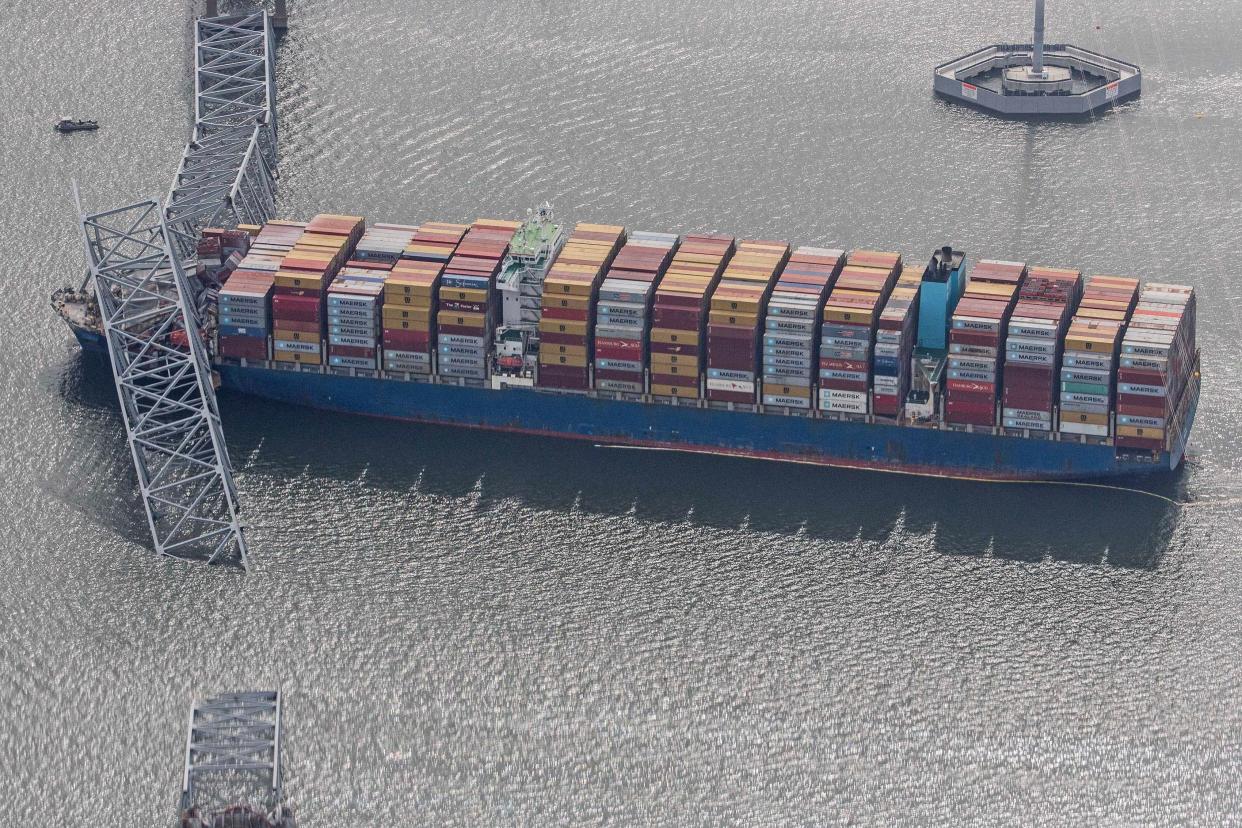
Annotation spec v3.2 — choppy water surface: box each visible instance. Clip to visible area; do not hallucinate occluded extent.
[3,0,1242,823]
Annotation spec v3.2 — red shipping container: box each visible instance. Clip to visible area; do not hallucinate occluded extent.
[949,330,1003,348]
[595,368,643,382]
[595,345,641,361]
[438,323,485,337]
[650,372,698,388]
[1116,367,1168,385]
[596,336,642,354]
[820,358,870,372]
[218,336,267,360]
[821,378,869,392]
[383,331,431,349]
[329,344,376,358]
[949,389,996,407]
[543,306,590,322]
[439,299,488,314]
[1116,398,1169,416]
[650,341,700,356]
[653,308,700,328]
[540,331,585,346]
[272,285,322,298]
[273,318,320,334]
[1115,435,1164,452]
[707,389,755,404]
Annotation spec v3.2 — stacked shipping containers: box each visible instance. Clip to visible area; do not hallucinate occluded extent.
[537,223,625,391]
[945,260,1024,426]
[593,232,678,394]
[217,268,274,361]
[353,223,417,267]
[1116,283,1197,451]
[1057,276,1139,438]
[872,267,922,418]
[818,251,901,415]
[649,234,736,400]
[327,267,386,370]
[435,219,520,380]
[760,247,845,408]
[1001,266,1083,431]
[705,241,790,404]
[383,222,467,375]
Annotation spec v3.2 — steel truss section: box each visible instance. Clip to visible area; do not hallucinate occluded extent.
[180,692,291,826]
[165,11,278,260]
[75,194,249,569]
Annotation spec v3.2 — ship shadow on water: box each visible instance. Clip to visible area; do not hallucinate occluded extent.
[221,393,1181,571]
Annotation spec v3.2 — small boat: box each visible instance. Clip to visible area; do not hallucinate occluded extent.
[54,118,99,133]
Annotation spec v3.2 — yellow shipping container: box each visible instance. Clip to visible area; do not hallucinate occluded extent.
[650,353,699,371]
[650,383,700,398]
[649,327,698,345]
[762,382,812,399]
[273,328,318,342]
[1062,411,1110,426]
[273,351,322,365]
[538,318,589,337]
[1116,424,1164,439]
[544,279,594,297]
[383,293,432,308]
[540,353,588,368]
[274,271,327,291]
[1064,333,1116,352]
[542,343,588,358]
[710,294,763,314]
[383,305,432,323]
[823,305,878,325]
[545,294,593,311]
[438,311,487,329]
[440,287,489,303]
[384,282,435,299]
[707,310,759,327]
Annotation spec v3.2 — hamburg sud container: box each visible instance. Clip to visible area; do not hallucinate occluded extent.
[1001,266,1083,430]
[1116,283,1197,452]
[593,231,678,394]
[760,247,845,408]
[436,219,520,381]
[1057,276,1139,438]
[818,251,900,415]
[327,267,386,369]
[383,222,467,375]
[217,268,274,361]
[271,215,364,367]
[705,241,790,404]
[872,267,921,418]
[649,234,735,400]
[945,260,1024,426]
[537,223,625,391]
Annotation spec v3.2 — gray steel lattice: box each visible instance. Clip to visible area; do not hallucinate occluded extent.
[166,11,278,261]
[75,194,249,569]
[180,691,286,822]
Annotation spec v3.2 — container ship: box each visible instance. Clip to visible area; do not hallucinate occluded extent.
[55,207,1200,481]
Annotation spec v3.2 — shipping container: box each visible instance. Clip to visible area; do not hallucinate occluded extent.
[592,231,678,393]
[816,250,899,414]
[648,233,736,400]
[999,265,1082,431]
[537,223,625,390]
[704,240,790,403]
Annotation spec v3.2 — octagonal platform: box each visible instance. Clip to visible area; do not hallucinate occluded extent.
[934,44,1141,117]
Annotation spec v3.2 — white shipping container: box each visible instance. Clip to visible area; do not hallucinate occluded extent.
[706,378,754,393]
[1059,422,1110,437]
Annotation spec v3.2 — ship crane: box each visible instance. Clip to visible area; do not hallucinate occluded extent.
[71,8,279,568]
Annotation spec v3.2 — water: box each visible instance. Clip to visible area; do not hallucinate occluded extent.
[3,0,1242,823]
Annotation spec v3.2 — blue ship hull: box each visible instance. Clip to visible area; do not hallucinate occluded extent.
[69,325,1185,480]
